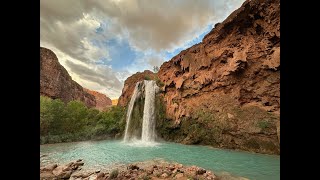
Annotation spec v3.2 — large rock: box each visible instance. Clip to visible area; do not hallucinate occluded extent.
[40,47,96,107]
[117,70,157,107]
[40,160,84,180]
[156,0,280,154]
[84,88,112,110]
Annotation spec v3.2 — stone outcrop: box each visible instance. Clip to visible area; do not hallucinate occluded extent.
[84,88,112,110]
[41,160,223,180]
[156,0,280,154]
[40,159,84,180]
[40,47,96,107]
[117,70,157,107]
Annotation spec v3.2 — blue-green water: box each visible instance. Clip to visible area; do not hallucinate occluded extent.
[40,140,279,180]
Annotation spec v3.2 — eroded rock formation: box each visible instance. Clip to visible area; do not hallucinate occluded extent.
[84,88,112,110]
[118,0,280,154]
[156,0,280,154]
[118,70,157,107]
[40,47,96,107]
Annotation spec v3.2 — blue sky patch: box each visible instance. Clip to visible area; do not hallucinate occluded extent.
[104,39,136,70]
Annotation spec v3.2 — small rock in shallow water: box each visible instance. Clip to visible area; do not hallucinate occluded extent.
[75,162,84,166]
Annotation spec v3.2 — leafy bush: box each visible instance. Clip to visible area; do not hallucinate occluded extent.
[40,96,126,144]
[154,76,165,87]
[257,120,271,130]
[144,75,151,80]
[109,169,119,179]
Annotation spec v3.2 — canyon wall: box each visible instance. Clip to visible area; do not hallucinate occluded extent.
[117,0,280,154]
[40,47,96,107]
[84,88,112,110]
[156,0,280,154]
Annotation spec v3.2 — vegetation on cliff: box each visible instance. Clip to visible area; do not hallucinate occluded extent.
[156,94,280,154]
[40,96,126,144]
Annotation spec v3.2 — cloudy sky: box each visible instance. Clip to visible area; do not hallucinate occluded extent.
[40,0,245,99]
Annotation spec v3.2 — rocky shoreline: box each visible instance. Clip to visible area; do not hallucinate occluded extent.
[40,159,222,180]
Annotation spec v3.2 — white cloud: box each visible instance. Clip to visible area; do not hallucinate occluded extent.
[40,0,245,99]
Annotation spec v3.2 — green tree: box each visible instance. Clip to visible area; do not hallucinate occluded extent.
[64,101,88,133]
[40,96,52,136]
[49,99,66,135]
[153,66,159,73]
[40,96,127,144]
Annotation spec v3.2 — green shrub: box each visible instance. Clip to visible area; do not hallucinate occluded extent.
[144,75,151,80]
[257,120,271,130]
[154,76,165,87]
[109,169,119,179]
[40,96,126,144]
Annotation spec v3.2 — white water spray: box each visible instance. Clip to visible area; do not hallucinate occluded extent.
[141,80,157,142]
[123,82,142,141]
[123,80,159,143]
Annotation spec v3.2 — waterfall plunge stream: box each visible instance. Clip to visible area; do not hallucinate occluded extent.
[123,80,159,143]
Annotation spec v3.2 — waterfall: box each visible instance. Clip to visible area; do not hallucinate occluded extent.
[141,80,156,142]
[123,82,142,141]
[123,80,159,143]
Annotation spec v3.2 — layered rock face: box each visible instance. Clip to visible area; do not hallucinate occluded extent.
[156,0,280,154]
[117,70,157,107]
[40,47,96,107]
[84,88,112,110]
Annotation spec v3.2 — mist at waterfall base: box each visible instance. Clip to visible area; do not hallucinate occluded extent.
[123,80,159,146]
[40,80,279,179]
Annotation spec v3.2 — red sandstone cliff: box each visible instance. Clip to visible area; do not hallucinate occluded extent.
[117,70,157,107]
[157,0,280,154]
[40,47,96,107]
[84,88,112,110]
[118,0,280,154]
[159,0,280,121]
